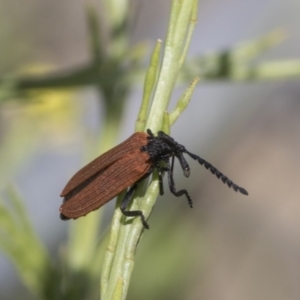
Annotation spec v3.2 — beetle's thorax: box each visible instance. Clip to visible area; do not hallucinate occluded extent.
[141,131,186,164]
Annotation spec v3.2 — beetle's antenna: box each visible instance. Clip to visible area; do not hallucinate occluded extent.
[184,150,248,195]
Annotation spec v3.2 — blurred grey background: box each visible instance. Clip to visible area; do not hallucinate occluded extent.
[1,0,300,299]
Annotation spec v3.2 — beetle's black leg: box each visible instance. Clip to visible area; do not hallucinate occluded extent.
[158,167,164,195]
[120,185,149,229]
[167,155,193,208]
[156,160,170,196]
[184,150,248,195]
[176,153,190,177]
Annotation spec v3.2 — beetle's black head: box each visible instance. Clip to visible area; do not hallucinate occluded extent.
[141,129,190,177]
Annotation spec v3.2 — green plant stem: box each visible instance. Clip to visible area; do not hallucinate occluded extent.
[0,187,52,298]
[101,192,126,295]
[101,1,199,300]
[136,40,162,132]
[169,76,200,125]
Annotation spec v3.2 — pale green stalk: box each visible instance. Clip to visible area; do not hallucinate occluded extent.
[255,60,300,79]
[136,40,162,132]
[179,0,198,68]
[169,76,200,125]
[0,187,51,298]
[101,193,125,293]
[101,1,200,300]
[146,0,197,132]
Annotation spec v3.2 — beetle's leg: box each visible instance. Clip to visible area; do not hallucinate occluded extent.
[167,155,193,208]
[120,185,149,229]
[157,167,165,195]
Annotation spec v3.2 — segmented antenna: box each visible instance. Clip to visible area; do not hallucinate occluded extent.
[185,151,248,195]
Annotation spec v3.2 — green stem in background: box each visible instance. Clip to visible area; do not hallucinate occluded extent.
[251,60,300,79]
[232,29,287,63]
[180,29,292,82]
[86,7,104,66]
[67,212,101,272]
[0,186,52,298]
[0,30,298,103]
[104,0,127,30]
[104,0,128,57]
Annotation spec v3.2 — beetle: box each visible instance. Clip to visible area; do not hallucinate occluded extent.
[60,129,248,229]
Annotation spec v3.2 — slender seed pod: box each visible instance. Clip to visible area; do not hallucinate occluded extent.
[60,129,248,229]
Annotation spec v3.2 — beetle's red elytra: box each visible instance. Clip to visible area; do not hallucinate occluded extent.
[60,132,150,218]
[60,129,248,229]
